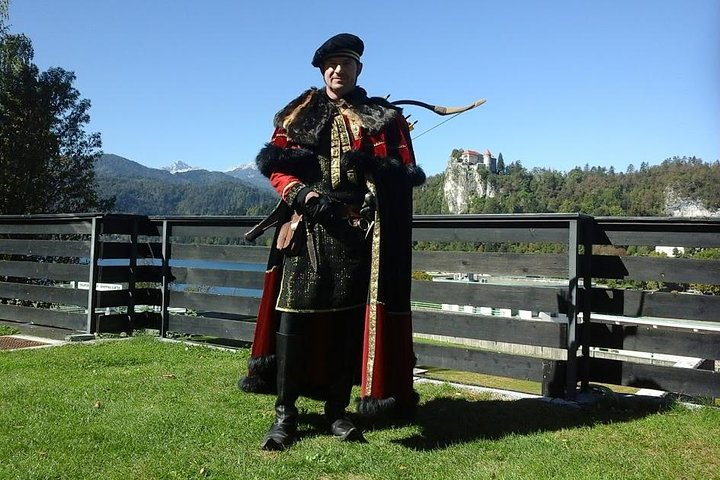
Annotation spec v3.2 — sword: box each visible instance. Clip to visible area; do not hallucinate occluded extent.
[305,223,319,272]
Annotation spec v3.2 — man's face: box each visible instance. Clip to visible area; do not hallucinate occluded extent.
[322,56,362,99]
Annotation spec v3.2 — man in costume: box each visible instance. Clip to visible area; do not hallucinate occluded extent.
[240,33,425,451]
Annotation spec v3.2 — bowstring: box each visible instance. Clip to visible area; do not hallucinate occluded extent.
[411,111,464,141]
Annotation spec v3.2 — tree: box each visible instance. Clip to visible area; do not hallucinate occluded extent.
[450,148,463,160]
[496,152,505,174]
[0,1,8,31]
[413,173,447,214]
[0,31,112,214]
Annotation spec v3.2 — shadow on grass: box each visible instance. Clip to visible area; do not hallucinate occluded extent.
[295,412,331,441]
[387,394,672,451]
[291,412,370,443]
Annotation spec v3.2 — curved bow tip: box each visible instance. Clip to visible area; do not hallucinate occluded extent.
[436,98,486,115]
[390,97,487,116]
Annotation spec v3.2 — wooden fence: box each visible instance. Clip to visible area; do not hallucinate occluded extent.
[1,213,718,400]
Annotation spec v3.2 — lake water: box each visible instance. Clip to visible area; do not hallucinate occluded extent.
[95,258,266,297]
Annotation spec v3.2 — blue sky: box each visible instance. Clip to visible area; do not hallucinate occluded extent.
[8,0,719,176]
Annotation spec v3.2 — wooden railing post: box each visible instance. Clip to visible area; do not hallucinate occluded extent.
[160,220,171,337]
[580,217,593,392]
[565,219,580,400]
[85,216,101,334]
[127,218,138,332]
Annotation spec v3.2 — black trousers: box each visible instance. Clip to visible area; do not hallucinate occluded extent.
[277,307,364,417]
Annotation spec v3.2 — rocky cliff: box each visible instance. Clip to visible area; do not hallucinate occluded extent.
[443,151,496,214]
[664,189,720,217]
[439,154,720,217]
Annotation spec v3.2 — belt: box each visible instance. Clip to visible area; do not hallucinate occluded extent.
[341,200,374,234]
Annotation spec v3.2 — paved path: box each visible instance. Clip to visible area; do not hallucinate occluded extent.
[0,320,74,350]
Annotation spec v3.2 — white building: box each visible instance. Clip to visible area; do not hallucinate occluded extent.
[458,148,496,173]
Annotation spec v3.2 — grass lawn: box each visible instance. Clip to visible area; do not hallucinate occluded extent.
[1,336,719,480]
[0,324,20,336]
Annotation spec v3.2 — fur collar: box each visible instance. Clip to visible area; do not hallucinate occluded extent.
[273,87,400,146]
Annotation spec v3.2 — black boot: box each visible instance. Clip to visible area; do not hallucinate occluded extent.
[261,404,297,451]
[324,315,365,443]
[325,390,365,442]
[327,410,365,442]
[261,332,303,451]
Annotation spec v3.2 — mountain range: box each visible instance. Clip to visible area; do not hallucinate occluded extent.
[162,160,198,174]
[97,154,273,190]
[95,153,720,219]
[94,154,276,216]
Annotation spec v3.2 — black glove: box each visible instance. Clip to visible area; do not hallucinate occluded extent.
[302,194,339,226]
[298,195,341,226]
[293,186,314,211]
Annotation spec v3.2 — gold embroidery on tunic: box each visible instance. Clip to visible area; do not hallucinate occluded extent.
[338,101,362,138]
[330,113,354,189]
[364,176,381,395]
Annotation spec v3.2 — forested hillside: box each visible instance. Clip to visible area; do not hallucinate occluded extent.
[95,154,276,215]
[95,153,718,218]
[414,156,720,216]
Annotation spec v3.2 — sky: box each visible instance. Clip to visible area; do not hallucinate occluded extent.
[8,0,720,176]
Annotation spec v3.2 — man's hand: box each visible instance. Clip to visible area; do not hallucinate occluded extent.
[303,194,338,225]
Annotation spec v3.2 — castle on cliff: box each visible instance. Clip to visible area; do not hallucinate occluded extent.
[455,149,497,173]
[443,148,498,214]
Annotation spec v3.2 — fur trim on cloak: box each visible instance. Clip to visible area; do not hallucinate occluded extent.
[238,354,276,393]
[273,87,401,146]
[255,143,316,178]
[341,151,426,187]
[357,390,420,419]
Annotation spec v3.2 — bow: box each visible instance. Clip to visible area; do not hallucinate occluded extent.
[390,98,486,116]
[390,97,486,139]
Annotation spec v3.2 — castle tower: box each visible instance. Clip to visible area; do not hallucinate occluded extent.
[460,149,480,165]
[483,149,497,173]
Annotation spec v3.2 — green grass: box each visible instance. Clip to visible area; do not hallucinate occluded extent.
[1,337,719,480]
[0,324,20,336]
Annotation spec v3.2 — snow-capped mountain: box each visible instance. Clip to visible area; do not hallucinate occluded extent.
[95,154,277,215]
[162,160,198,174]
[226,163,272,191]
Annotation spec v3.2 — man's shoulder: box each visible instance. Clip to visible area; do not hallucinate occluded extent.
[273,88,323,129]
[273,87,399,118]
[351,89,402,134]
[364,95,399,111]
[271,87,402,137]
[287,87,322,105]
[348,87,400,112]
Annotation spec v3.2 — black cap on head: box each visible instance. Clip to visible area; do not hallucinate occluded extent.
[311,33,364,68]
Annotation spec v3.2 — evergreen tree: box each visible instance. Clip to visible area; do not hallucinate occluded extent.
[450,148,463,160]
[496,152,505,173]
[0,31,111,214]
[0,1,8,32]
